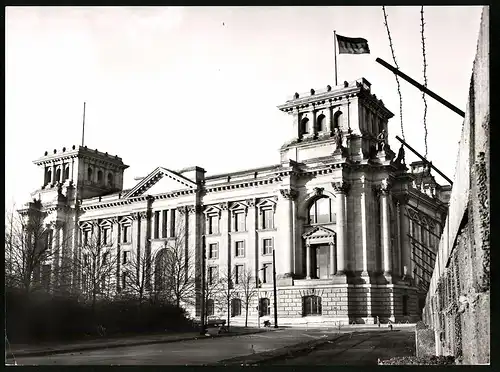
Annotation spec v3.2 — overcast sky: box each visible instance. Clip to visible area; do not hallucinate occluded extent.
[6,6,484,208]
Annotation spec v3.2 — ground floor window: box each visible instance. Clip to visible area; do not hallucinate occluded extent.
[231,298,242,317]
[207,299,215,316]
[303,295,322,316]
[402,295,409,316]
[260,297,270,317]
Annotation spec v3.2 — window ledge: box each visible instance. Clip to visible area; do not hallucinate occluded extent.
[206,233,221,237]
[230,230,248,234]
[120,242,132,246]
[257,228,277,232]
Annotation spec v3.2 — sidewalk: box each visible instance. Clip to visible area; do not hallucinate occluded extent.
[6,326,269,359]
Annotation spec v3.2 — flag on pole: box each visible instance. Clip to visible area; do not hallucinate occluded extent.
[336,34,370,54]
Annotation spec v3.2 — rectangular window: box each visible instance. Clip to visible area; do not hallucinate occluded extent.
[235,265,244,284]
[208,243,219,259]
[102,252,109,265]
[154,211,160,239]
[41,264,51,290]
[102,228,110,245]
[208,266,218,285]
[82,273,87,290]
[263,238,273,255]
[123,251,129,264]
[122,225,130,243]
[122,271,127,289]
[162,210,168,238]
[101,274,107,292]
[263,263,272,283]
[235,241,245,257]
[234,212,245,232]
[208,215,219,235]
[83,253,89,266]
[263,209,273,229]
[83,230,90,246]
[170,210,176,237]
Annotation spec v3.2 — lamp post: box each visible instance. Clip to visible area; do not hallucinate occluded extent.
[272,248,278,328]
[256,269,264,328]
[199,235,206,335]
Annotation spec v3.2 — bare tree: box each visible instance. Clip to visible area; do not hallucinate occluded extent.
[120,245,154,308]
[5,202,63,294]
[74,227,118,310]
[218,266,239,332]
[202,264,222,325]
[161,222,196,309]
[239,268,258,327]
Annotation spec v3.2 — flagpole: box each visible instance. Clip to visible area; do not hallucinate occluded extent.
[334,30,338,86]
[81,102,86,147]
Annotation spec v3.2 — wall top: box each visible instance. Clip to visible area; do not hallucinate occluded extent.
[33,145,129,169]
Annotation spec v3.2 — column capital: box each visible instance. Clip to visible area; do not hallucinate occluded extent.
[332,181,351,195]
[279,188,298,200]
[393,193,410,205]
[219,202,229,211]
[373,178,392,196]
[138,211,148,219]
[176,206,188,215]
[245,198,256,207]
[187,204,199,214]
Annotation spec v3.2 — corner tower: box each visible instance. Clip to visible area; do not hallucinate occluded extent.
[32,145,129,205]
[277,78,395,164]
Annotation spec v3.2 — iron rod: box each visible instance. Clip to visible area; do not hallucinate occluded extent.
[376,57,465,118]
[395,135,453,185]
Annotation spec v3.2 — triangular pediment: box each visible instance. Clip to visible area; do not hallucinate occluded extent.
[302,225,336,239]
[124,167,197,198]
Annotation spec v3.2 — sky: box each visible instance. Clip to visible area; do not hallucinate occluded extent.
[5,6,484,208]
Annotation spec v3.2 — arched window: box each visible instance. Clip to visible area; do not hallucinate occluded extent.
[302,295,322,316]
[259,298,270,317]
[300,117,309,135]
[55,168,61,183]
[333,111,343,129]
[88,167,93,181]
[97,170,104,185]
[308,197,333,224]
[64,166,70,180]
[107,173,114,187]
[206,299,215,316]
[154,249,170,292]
[317,114,327,132]
[231,298,242,317]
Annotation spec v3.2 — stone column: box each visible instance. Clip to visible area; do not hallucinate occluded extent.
[219,202,230,269]
[51,161,56,184]
[306,243,311,279]
[310,108,317,137]
[279,188,297,278]
[380,179,392,275]
[333,181,350,274]
[326,105,333,134]
[158,210,164,239]
[246,199,258,282]
[329,241,336,276]
[360,176,369,275]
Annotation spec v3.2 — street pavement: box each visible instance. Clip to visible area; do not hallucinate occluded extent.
[6,326,415,365]
[262,328,416,365]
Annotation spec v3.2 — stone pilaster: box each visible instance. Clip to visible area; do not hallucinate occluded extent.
[332,181,350,275]
[395,194,412,281]
[359,175,369,276]
[329,241,336,276]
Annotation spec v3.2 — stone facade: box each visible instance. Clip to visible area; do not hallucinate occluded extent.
[20,77,450,325]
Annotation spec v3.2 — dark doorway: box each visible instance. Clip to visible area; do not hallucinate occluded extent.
[312,245,330,279]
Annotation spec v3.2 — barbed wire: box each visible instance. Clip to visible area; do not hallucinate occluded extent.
[382,6,405,141]
[420,6,429,159]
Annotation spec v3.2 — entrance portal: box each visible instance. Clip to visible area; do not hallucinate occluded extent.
[312,245,330,279]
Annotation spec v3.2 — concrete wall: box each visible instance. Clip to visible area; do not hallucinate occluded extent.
[422,6,489,365]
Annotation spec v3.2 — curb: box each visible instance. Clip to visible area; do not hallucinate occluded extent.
[6,329,270,359]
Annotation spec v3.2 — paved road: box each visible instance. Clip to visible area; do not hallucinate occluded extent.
[263,329,416,365]
[8,328,340,365]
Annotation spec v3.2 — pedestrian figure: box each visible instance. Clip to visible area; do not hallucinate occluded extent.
[376,316,380,328]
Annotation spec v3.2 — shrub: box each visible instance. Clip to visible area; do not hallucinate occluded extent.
[378,356,455,365]
[5,287,194,344]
